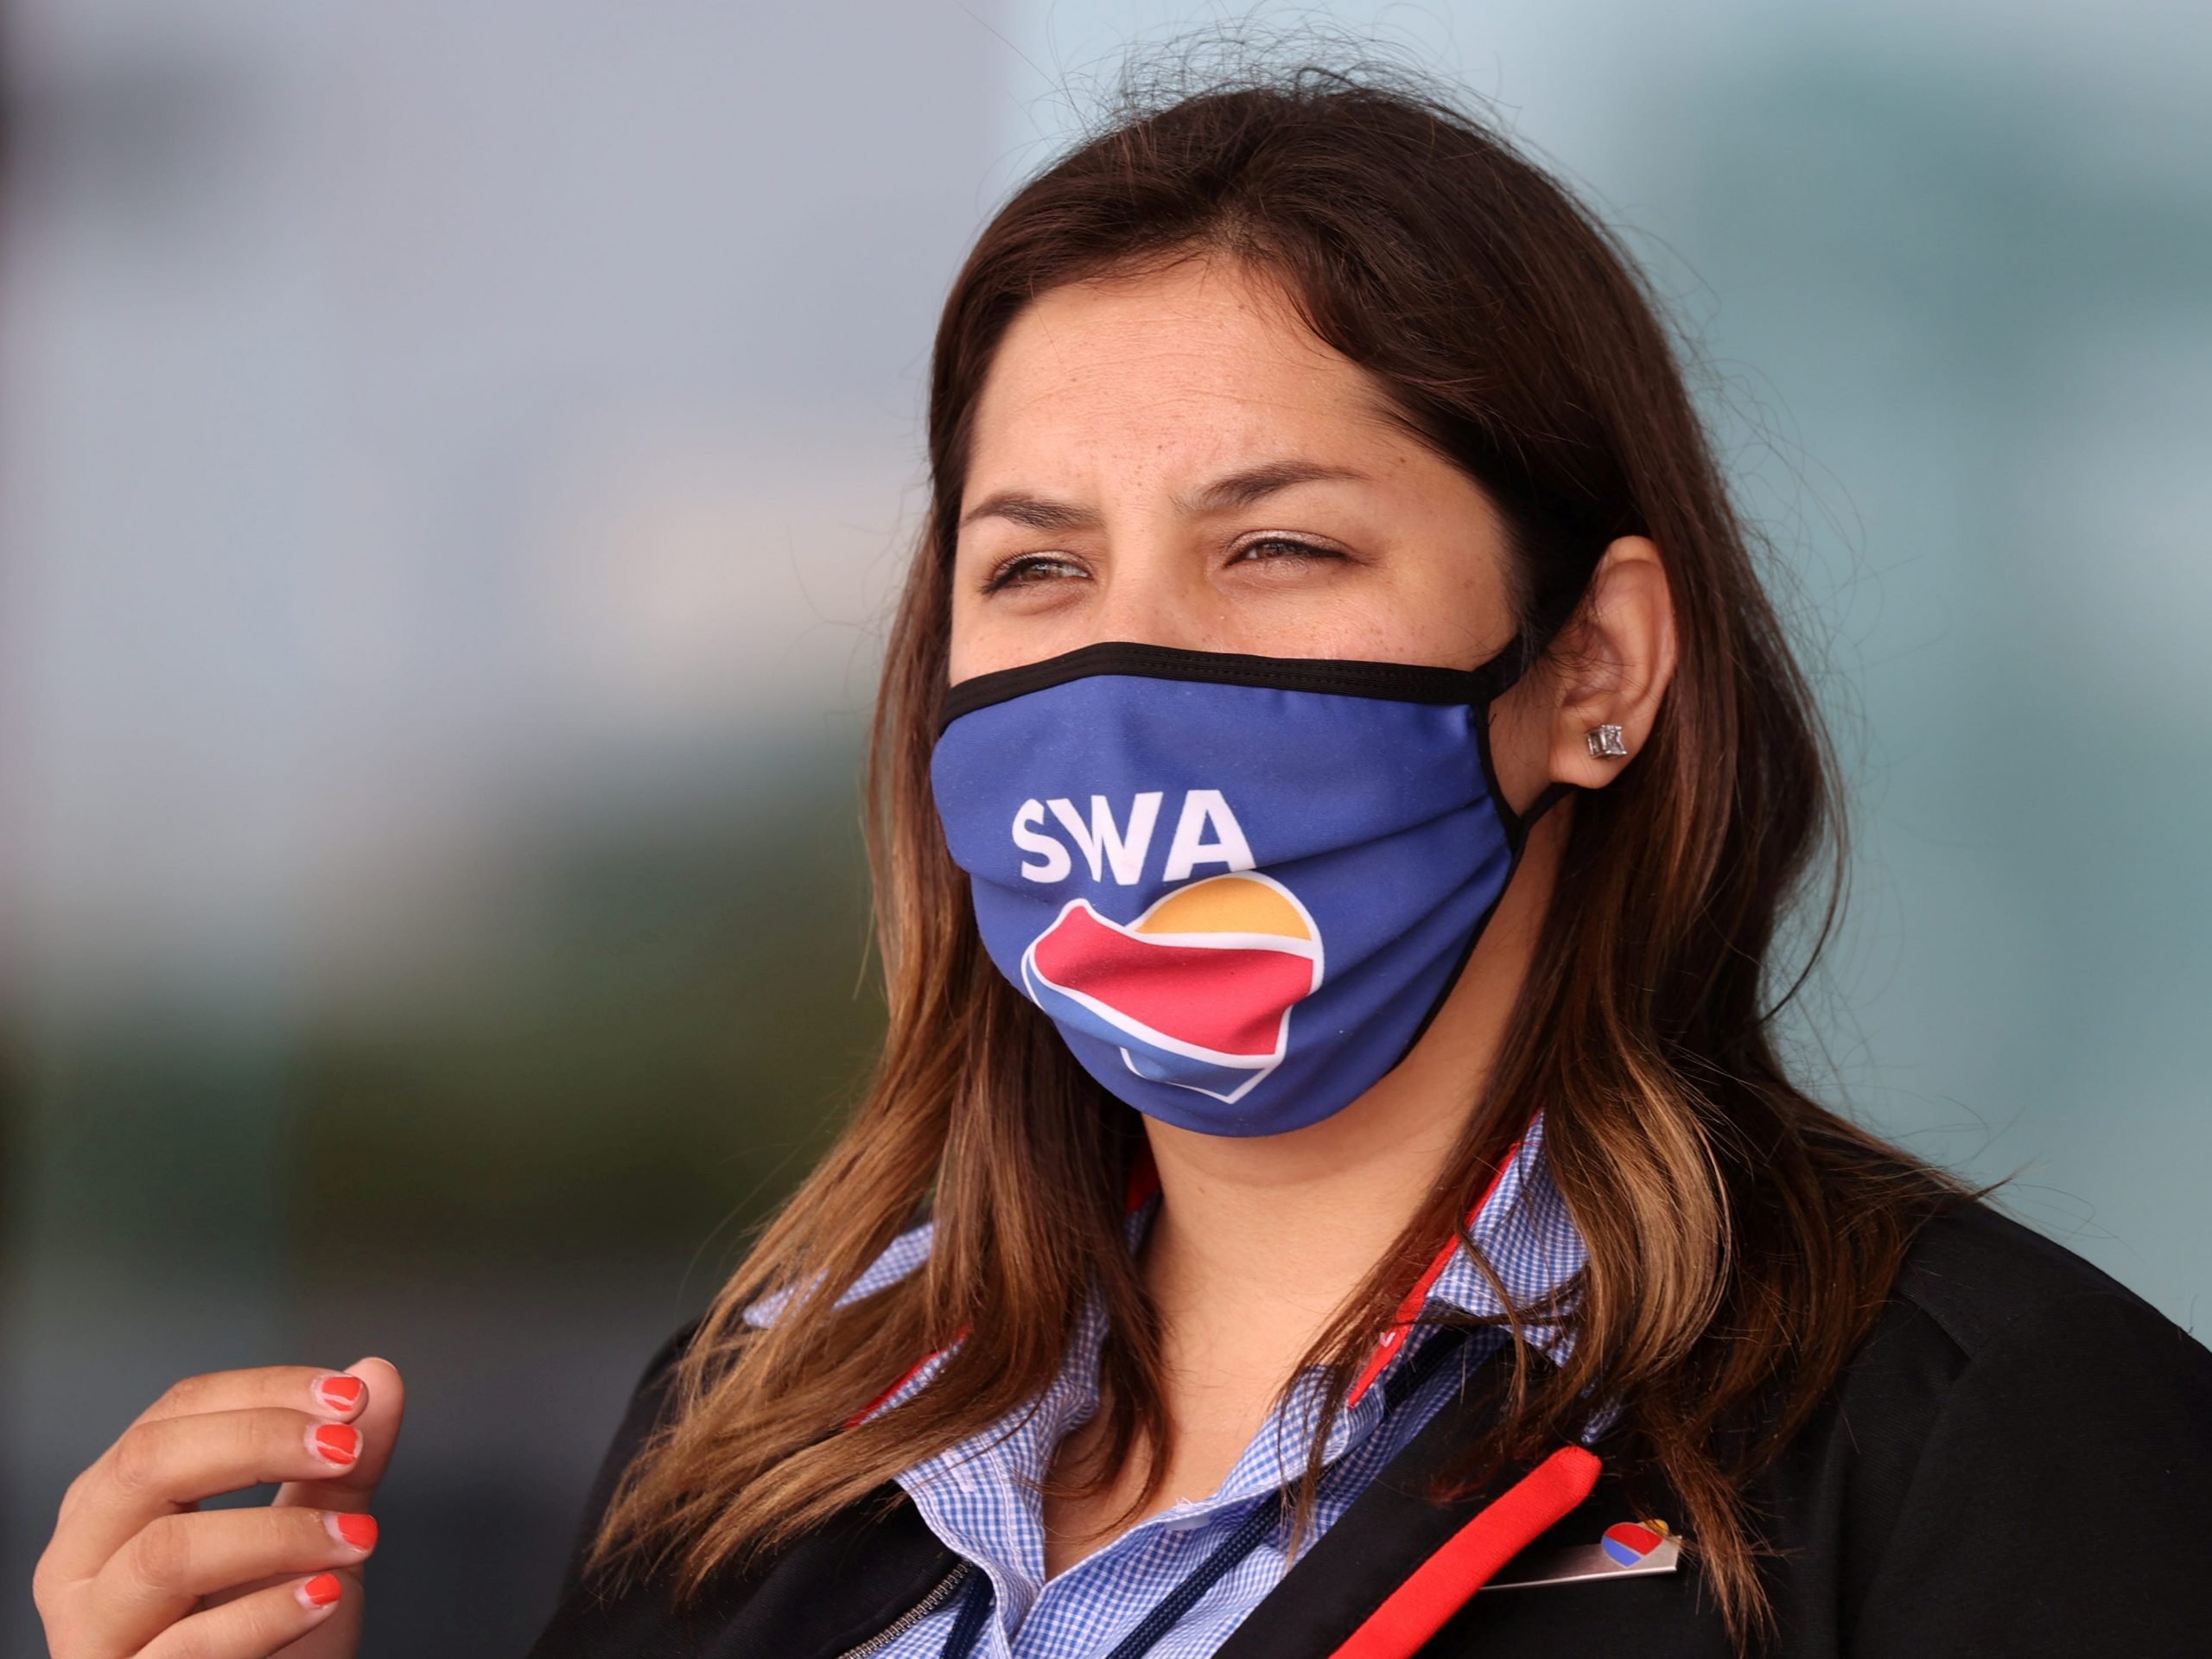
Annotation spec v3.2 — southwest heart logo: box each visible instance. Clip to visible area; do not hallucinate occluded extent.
[1601,1521,1671,1569]
[1020,872,1324,1103]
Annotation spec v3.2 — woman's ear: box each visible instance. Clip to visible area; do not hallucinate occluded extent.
[1540,534,1678,792]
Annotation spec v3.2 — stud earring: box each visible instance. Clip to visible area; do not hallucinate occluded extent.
[1586,723,1628,759]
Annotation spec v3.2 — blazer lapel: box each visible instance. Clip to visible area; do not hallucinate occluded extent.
[1213,1351,1601,1659]
[529,1482,959,1659]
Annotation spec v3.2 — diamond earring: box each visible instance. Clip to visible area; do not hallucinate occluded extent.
[1586,723,1628,759]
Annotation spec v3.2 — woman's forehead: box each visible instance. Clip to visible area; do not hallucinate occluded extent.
[963,264,1411,506]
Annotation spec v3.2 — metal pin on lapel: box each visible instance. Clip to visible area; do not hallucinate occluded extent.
[1478,1516,1681,1593]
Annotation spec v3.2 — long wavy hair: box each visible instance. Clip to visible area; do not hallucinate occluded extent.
[589,58,1960,1647]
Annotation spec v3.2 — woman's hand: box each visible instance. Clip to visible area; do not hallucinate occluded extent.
[33,1357,405,1659]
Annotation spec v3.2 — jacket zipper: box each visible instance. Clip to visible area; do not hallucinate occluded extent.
[832,1560,974,1659]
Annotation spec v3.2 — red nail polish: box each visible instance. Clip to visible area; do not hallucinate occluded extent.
[315,1375,365,1414]
[334,1512,378,1549]
[299,1572,344,1609]
[311,1423,361,1465]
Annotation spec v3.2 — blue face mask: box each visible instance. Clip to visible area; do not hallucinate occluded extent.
[928,639,1575,1137]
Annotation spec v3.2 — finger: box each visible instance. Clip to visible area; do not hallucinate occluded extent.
[49,1408,372,1582]
[129,1365,373,1430]
[78,1507,376,1658]
[276,1357,404,1514]
[135,1571,350,1659]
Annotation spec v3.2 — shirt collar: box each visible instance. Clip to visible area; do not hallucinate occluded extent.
[1405,1108,1586,1368]
[766,1108,1586,1426]
[878,1111,1590,1609]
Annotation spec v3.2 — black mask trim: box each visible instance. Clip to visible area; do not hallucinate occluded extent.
[939,640,1535,737]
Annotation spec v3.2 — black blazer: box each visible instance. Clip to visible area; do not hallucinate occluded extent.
[526,1202,2212,1657]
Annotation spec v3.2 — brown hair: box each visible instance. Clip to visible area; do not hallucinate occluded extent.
[589,54,1960,1647]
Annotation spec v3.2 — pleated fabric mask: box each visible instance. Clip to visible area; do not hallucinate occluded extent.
[929,639,1574,1137]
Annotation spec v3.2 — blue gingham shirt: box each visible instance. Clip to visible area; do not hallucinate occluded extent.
[747,1112,1587,1659]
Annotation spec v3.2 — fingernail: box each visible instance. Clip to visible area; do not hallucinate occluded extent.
[329,1511,378,1550]
[298,1572,344,1610]
[310,1423,361,1465]
[313,1374,365,1414]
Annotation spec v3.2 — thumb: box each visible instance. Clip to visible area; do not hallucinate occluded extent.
[275,1356,405,1512]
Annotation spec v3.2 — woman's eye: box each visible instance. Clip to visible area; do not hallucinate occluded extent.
[981,553,1088,594]
[1231,537,1343,566]
[978,539,1339,593]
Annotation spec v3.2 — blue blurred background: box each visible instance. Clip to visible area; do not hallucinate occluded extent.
[3,3,2206,1652]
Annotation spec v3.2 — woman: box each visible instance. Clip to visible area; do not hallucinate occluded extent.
[35,64,2212,1659]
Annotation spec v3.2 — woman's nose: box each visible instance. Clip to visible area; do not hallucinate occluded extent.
[1081,544,1224,653]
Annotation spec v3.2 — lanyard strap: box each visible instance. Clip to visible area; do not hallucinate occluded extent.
[938,1568,993,1659]
[1095,1488,1293,1659]
[940,1323,1481,1659]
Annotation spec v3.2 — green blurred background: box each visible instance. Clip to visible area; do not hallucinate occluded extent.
[3,3,2207,1654]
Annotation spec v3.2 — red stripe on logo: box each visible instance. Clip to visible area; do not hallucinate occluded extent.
[1032,905,1313,1058]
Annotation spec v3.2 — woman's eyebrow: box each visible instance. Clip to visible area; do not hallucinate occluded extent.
[1177,459,1369,515]
[957,459,1369,533]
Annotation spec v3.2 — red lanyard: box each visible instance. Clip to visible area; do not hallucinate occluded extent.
[1327,1445,1602,1658]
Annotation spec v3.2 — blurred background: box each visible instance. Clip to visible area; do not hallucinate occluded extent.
[2,1,2206,1652]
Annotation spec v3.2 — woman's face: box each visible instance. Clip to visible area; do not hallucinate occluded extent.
[944,251,1678,1148]
[948,256,1519,687]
